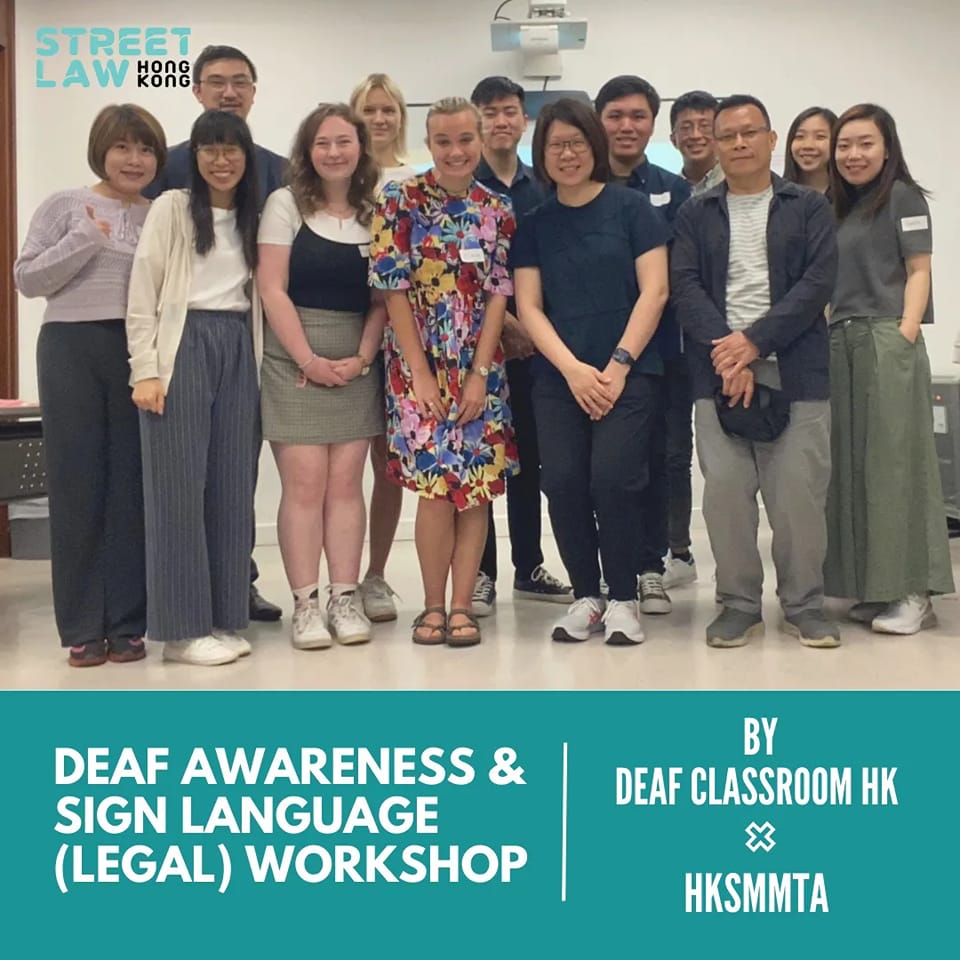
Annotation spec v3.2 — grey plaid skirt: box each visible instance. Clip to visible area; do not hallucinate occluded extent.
[260,306,384,445]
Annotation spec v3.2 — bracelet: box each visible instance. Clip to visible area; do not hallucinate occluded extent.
[298,353,319,371]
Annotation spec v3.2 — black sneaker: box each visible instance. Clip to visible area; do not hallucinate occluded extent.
[513,565,573,604]
[471,572,497,617]
[250,584,282,621]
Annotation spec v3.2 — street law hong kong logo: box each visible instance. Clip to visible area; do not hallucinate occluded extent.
[35,27,192,89]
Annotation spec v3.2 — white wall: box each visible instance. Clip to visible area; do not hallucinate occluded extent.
[15,0,960,541]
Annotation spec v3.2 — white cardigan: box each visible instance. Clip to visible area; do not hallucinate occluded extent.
[126,189,263,389]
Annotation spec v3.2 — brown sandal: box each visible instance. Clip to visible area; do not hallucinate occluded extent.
[412,606,447,645]
[446,608,482,647]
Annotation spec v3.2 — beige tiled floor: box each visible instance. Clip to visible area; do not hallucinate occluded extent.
[1,531,958,690]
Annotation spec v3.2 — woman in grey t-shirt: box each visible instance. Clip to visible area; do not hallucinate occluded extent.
[824,103,954,634]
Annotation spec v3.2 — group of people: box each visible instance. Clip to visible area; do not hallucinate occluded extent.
[14,42,954,668]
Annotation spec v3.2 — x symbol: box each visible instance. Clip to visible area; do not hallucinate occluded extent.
[745,821,776,852]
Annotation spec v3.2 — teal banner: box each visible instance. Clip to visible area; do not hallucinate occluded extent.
[1,692,955,957]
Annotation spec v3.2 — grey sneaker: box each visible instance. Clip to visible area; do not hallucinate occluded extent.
[706,608,764,648]
[359,575,398,623]
[638,572,671,614]
[783,611,841,648]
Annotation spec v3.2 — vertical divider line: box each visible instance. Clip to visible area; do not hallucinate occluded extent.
[561,741,568,903]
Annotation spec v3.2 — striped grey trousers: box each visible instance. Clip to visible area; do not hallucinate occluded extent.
[140,309,259,642]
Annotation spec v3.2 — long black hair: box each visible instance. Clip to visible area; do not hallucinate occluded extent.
[188,110,259,269]
[782,106,837,185]
[830,103,929,220]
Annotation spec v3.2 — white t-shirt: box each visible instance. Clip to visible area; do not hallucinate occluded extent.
[188,208,251,311]
[259,187,370,247]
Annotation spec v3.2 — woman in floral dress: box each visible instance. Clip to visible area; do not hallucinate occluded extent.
[369,96,517,647]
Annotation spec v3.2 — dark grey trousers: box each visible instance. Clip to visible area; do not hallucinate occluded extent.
[37,320,146,647]
[140,310,258,642]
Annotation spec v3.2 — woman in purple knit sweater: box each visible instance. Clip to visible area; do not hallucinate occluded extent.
[13,104,166,667]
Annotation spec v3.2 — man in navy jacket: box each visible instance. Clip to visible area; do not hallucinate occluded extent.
[671,95,840,649]
[144,44,285,208]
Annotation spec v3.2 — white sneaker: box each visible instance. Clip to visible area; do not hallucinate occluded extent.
[292,598,332,650]
[603,598,645,646]
[359,575,398,623]
[327,593,372,645]
[471,572,497,617]
[212,629,252,657]
[638,572,672,614]
[163,635,239,666]
[662,553,698,590]
[551,596,606,643]
[871,594,937,635]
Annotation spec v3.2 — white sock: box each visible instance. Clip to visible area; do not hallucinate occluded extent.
[330,582,358,598]
[293,584,318,607]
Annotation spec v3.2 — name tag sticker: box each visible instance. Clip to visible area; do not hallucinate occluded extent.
[459,246,485,263]
[358,244,370,257]
[901,215,929,232]
[933,405,947,435]
[650,192,671,207]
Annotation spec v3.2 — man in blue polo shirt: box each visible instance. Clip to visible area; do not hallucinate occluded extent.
[144,44,285,622]
[469,76,572,617]
[596,75,693,616]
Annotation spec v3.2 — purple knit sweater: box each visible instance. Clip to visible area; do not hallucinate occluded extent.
[14,187,150,322]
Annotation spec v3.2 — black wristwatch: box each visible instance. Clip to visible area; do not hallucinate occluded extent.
[611,347,635,367]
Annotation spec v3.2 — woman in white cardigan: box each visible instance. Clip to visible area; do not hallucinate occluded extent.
[126,110,262,666]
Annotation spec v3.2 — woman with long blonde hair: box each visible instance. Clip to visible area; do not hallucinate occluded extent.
[349,73,419,624]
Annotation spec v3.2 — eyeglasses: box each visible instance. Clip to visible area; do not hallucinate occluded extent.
[715,127,769,146]
[545,137,590,156]
[200,76,254,91]
[674,120,714,137]
[197,145,244,161]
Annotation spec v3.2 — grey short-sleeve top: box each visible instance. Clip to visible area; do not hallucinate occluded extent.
[831,180,933,325]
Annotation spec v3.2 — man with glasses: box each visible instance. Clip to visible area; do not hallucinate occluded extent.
[145,44,285,208]
[595,75,691,617]
[670,90,725,198]
[671,94,840,649]
[144,44,285,622]
[467,76,572,617]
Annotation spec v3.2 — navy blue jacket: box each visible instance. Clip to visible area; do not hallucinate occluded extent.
[624,160,691,361]
[671,174,837,402]
[144,139,286,211]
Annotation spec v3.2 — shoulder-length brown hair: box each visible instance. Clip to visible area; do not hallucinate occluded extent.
[88,103,167,180]
[286,103,379,224]
[531,98,610,187]
[830,103,929,220]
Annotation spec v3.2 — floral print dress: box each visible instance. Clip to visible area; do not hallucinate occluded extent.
[369,169,519,510]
